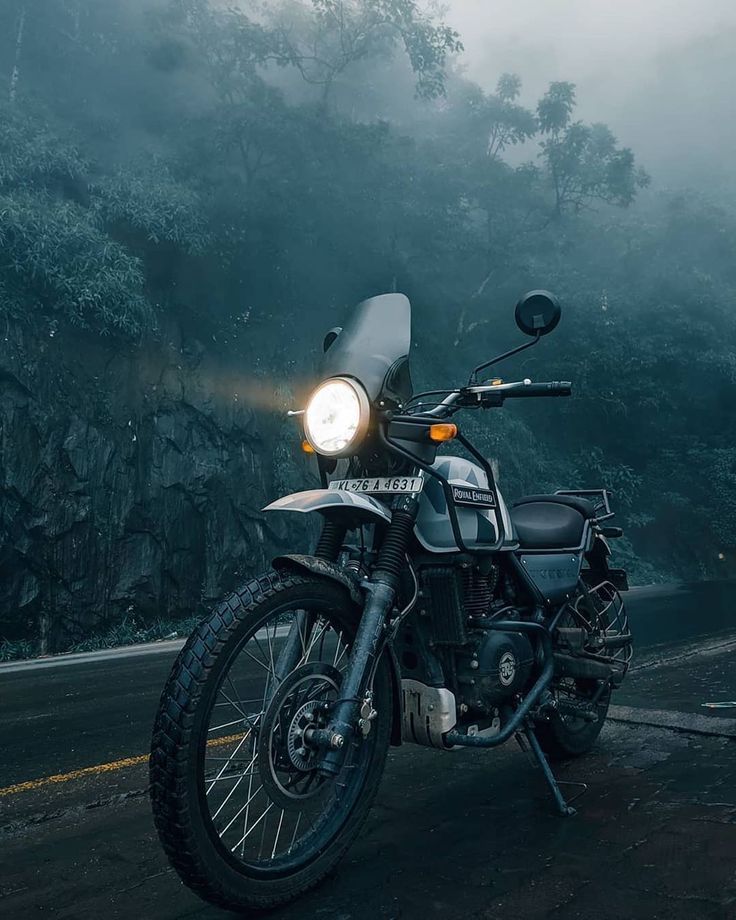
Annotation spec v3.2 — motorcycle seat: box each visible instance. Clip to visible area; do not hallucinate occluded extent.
[510,495,592,549]
[513,493,596,519]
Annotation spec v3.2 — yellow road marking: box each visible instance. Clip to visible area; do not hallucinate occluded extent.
[0,732,247,799]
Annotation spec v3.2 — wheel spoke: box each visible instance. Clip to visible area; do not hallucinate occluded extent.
[220,781,264,837]
[211,751,258,818]
[271,808,285,858]
[231,801,274,852]
[199,603,372,870]
[265,622,279,687]
[208,717,249,734]
[287,813,304,855]
[299,617,327,665]
[206,730,252,793]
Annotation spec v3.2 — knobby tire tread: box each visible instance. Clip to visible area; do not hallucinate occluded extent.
[149,572,389,912]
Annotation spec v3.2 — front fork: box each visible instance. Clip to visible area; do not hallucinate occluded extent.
[313,493,419,775]
[271,518,352,685]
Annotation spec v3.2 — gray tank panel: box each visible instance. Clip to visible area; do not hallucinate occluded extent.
[414,456,517,554]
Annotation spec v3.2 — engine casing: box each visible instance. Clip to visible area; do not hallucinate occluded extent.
[456,630,534,714]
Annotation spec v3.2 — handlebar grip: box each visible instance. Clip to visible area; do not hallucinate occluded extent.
[511,381,572,398]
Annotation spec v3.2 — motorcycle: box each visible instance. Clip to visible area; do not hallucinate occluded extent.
[150,291,633,912]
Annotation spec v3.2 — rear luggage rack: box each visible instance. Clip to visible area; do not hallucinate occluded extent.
[555,488,614,521]
[582,567,629,592]
[571,579,633,684]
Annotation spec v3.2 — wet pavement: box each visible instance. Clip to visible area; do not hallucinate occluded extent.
[1,582,736,919]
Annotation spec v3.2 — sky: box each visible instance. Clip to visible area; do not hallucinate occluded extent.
[443,0,736,188]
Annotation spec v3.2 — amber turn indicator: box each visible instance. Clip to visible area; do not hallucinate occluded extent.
[429,423,458,442]
[301,440,315,453]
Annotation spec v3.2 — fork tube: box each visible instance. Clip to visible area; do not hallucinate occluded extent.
[315,518,347,561]
[274,518,348,684]
[317,495,419,775]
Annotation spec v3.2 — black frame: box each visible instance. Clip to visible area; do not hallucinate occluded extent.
[378,416,507,555]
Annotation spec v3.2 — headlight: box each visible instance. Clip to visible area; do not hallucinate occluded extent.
[304,377,370,456]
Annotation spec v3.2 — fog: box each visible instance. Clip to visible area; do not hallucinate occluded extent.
[446,0,736,188]
[1,0,736,655]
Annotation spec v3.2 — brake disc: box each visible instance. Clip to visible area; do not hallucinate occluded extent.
[257,662,342,810]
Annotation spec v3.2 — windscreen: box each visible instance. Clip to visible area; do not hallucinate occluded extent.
[321,293,412,403]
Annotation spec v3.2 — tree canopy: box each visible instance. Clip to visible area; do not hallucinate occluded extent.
[1,0,734,589]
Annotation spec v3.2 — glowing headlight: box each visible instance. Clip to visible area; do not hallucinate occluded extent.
[304,377,370,456]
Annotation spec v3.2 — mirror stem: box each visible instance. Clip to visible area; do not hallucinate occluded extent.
[468,332,541,385]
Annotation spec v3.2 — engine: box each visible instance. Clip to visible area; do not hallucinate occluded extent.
[455,629,534,715]
[395,561,536,725]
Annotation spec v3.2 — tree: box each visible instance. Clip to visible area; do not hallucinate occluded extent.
[487,72,537,158]
[8,2,26,104]
[537,81,650,215]
[269,0,462,105]
[0,105,206,334]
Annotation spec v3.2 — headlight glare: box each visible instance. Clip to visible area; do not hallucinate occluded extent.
[304,377,369,456]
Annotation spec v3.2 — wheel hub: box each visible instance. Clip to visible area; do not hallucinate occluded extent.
[286,699,328,771]
[258,662,342,809]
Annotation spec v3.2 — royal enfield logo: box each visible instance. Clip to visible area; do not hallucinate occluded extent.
[451,486,496,508]
[498,651,516,686]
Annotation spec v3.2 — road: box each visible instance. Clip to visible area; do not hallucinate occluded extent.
[1,582,736,919]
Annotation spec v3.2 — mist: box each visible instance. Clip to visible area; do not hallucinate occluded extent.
[446,0,736,188]
[1,0,735,657]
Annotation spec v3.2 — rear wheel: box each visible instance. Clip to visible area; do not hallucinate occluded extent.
[535,676,611,759]
[150,572,392,913]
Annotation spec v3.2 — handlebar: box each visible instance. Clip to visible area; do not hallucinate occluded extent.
[497,380,572,398]
[409,379,572,418]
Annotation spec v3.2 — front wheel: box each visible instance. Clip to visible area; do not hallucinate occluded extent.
[150,572,392,913]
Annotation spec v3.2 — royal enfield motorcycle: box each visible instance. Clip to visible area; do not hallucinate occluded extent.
[150,291,633,912]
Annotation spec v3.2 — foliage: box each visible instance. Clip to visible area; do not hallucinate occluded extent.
[270,0,462,102]
[537,82,650,214]
[92,162,210,252]
[1,0,734,591]
[0,614,204,661]
[0,105,207,334]
[67,614,204,653]
[0,188,150,332]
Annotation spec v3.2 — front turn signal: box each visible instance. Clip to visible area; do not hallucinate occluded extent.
[429,423,458,443]
[301,440,315,454]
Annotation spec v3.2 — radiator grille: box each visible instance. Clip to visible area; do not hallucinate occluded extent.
[422,567,467,645]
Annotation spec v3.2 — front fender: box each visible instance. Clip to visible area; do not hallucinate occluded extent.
[263,489,391,525]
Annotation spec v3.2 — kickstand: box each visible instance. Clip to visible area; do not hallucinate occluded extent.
[516,726,585,817]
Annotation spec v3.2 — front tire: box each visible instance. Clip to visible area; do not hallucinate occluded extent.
[150,571,392,913]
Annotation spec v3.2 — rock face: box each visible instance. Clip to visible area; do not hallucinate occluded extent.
[0,320,307,654]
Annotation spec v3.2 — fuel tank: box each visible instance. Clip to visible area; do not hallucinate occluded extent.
[414,456,517,553]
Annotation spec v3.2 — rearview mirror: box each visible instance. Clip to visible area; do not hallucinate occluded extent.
[515,290,561,337]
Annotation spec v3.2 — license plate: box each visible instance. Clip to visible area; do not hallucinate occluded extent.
[329,477,423,494]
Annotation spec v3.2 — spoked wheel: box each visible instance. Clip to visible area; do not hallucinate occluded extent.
[150,572,393,913]
[536,603,612,760]
[535,675,611,760]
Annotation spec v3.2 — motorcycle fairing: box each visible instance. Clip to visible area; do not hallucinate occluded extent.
[263,489,392,524]
[320,293,412,404]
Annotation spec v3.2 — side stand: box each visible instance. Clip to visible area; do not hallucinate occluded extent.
[516,725,585,817]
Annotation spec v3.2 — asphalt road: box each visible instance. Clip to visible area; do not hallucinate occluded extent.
[1,582,736,919]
